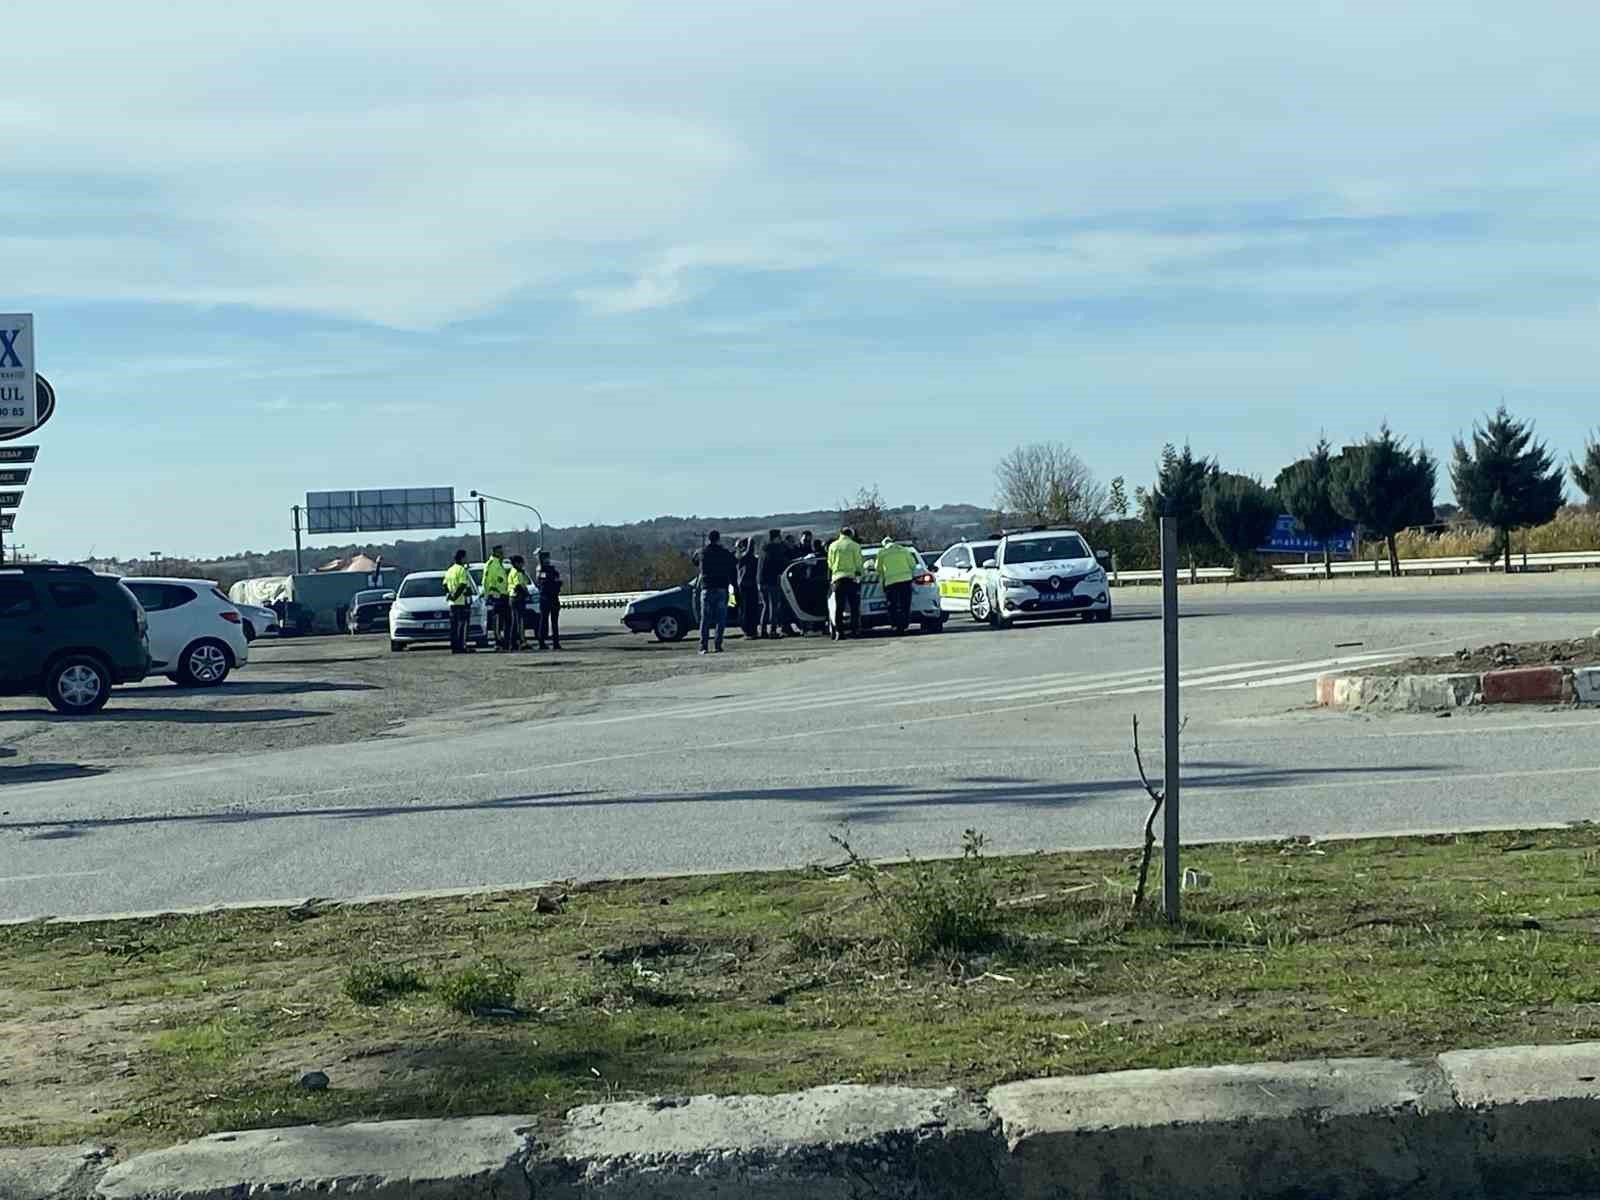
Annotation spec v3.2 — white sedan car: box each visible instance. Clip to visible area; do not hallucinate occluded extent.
[122,577,250,686]
[780,546,946,634]
[932,539,999,616]
[968,529,1112,628]
[232,601,280,641]
[388,571,488,650]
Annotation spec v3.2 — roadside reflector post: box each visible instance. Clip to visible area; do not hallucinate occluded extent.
[1161,516,1181,924]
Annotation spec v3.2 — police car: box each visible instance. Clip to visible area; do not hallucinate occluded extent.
[780,544,946,634]
[932,538,999,618]
[967,528,1113,628]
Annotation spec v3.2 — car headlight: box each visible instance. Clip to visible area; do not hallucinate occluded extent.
[999,574,1024,587]
[1087,567,1107,583]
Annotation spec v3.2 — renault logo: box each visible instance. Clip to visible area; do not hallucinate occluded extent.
[1048,576,1063,592]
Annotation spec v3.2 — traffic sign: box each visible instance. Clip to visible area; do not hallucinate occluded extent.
[0,468,29,487]
[0,445,37,464]
[0,492,22,509]
[0,314,35,434]
[1257,514,1355,556]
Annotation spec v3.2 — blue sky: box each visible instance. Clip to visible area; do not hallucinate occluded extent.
[9,1,1600,560]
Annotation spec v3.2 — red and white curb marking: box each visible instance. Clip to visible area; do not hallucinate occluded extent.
[1318,664,1600,711]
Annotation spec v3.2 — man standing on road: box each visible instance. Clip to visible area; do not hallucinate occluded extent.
[759,529,788,639]
[693,530,737,655]
[876,536,919,634]
[735,536,761,639]
[535,550,563,650]
[827,526,864,640]
[444,549,476,654]
[508,555,532,651]
[483,545,511,650]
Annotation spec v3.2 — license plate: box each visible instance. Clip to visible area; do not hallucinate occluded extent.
[425,621,449,631]
[867,602,886,611]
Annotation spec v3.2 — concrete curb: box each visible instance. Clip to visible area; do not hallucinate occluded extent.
[8,1042,1600,1200]
[1317,664,1599,711]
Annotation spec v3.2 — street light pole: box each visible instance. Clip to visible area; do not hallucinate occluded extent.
[469,490,545,552]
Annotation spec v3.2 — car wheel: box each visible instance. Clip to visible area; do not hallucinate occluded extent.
[921,618,946,633]
[242,620,257,642]
[969,583,992,624]
[390,640,405,652]
[1096,606,1113,624]
[176,639,232,688]
[475,637,490,649]
[654,611,688,642]
[45,654,112,715]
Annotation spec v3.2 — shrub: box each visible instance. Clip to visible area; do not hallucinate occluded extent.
[832,829,1000,961]
[343,962,425,1006]
[436,957,523,1016]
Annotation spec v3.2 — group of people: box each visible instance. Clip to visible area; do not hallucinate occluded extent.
[691,526,922,653]
[442,545,563,654]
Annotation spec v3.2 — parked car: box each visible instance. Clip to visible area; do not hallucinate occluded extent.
[781,548,945,635]
[932,539,999,616]
[122,577,251,686]
[347,588,396,634]
[388,571,488,650]
[0,564,150,713]
[967,529,1113,628]
[622,580,705,642]
[233,601,280,641]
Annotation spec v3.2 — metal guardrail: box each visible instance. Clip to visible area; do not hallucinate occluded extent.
[562,591,649,610]
[1112,567,1236,585]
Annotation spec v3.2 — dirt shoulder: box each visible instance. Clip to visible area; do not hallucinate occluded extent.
[5,826,1600,1150]
[0,624,832,775]
[1363,636,1600,678]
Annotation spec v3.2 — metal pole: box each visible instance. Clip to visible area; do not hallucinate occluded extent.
[1161,516,1182,925]
[477,497,488,562]
[292,506,303,575]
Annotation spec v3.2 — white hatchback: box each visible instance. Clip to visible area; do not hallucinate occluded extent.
[122,577,250,687]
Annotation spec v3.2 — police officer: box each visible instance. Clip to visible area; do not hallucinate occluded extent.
[535,550,563,650]
[826,526,864,640]
[507,554,532,650]
[443,549,476,654]
[876,536,919,634]
[482,545,510,650]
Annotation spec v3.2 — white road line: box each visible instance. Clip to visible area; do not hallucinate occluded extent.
[0,870,108,885]
[1204,660,1403,691]
[1101,646,1442,696]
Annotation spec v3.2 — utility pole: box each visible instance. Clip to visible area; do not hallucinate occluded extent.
[291,505,304,575]
[476,496,488,562]
[565,543,577,592]
[1160,516,1182,924]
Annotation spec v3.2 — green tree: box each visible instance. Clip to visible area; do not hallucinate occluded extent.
[1571,434,1600,511]
[1141,442,1219,576]
[1330,426,1437,577]
[1201,473,1279,575]
[1107,476,1129,519]
[1275,438,1347,579]
[1450,406,1565,574]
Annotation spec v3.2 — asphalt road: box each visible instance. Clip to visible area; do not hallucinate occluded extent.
[4,575,1598,921]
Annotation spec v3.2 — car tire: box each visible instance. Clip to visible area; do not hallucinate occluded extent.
[921,617,946,633]
[475,637,490,649]
[175,638,232,688]
[654,611,688,642]
[969,582,992,624]
[390,640,405,652]
[1095,607,1113,624]
[242,620,257,642]
[44,654,112,715]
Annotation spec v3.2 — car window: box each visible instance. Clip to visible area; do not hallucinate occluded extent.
[127,583,196,611]
[49,581,100,609]
[162,584,197,609]
[399,576,447,598]
[970,543,997,566]
[942,546,972,570]
[0,578,38,618]
[1003,536,1090,564]
[126,583,162,610]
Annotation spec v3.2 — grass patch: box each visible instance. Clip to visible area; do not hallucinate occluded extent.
[7,826,1600,1150]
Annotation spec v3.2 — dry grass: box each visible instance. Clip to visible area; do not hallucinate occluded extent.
[1383,509,1600,561]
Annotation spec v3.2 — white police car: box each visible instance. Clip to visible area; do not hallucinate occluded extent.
[968,529,1112,628]
[932,539,999,617]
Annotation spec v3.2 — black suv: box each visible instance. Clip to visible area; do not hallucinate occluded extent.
[0,564,151,713]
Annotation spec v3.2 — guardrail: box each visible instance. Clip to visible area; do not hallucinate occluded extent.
[1112,567,1236,586]
[562,590,650,610]
[1277,550,1600,576]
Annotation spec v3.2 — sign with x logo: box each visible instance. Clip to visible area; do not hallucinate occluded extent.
[0,314,36,433]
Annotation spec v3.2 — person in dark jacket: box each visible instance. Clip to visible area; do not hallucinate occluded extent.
[534,550,563,650]
[734,536,761,639]
[758,529,789,639]
[693,530,738,654]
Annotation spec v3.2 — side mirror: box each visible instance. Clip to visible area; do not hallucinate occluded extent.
[1094,550,1112,569]
[982,558,998,569]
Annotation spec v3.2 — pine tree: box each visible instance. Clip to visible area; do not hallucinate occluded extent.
[1450,406,1565,574]
[1201,473,1279,575]
[1571,434,1600,511]
[1108,476,1129,519]
[1142,442,1218,576]
[1330,426,1437,577]
[1275,438,1346,579]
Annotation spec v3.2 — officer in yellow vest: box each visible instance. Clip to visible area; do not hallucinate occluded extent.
[443,550,476,654]
[507,555,533,650]
[482,545,510,650]
[876,537,920,634]
[826,526,865,640]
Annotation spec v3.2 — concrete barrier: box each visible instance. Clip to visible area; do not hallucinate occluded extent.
[17,1042,1600,1200]
[1318,663,1596,711]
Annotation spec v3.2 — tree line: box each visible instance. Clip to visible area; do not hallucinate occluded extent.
[994,410,1598,578]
